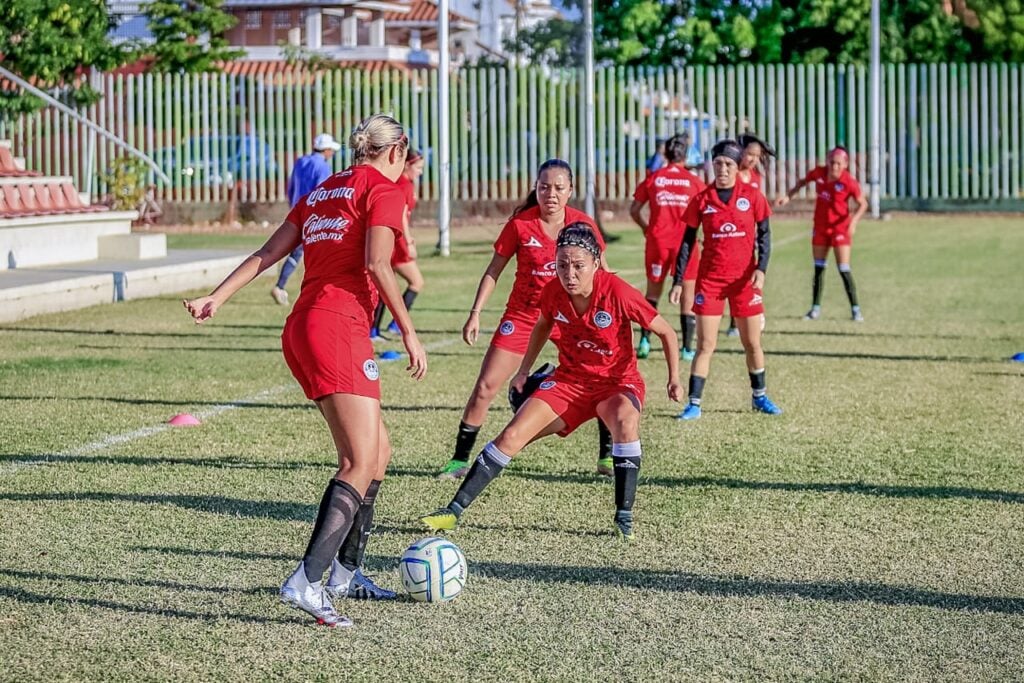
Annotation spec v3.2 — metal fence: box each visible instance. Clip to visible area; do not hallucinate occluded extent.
[1,63,1021,205]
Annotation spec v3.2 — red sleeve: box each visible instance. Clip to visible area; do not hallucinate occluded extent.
[681,192,703,228]
[753,191,772,222]
[493,219,519,258]
[807,167,825,183]
[366,183,405,237]
[285,202,305,228]
[846,173,863,199]
[404,182,417,213]
[618,278,658,327]
[632,178,649,203]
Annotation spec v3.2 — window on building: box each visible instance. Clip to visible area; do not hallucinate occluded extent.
[274,11,291,28]
[245,11,262,29]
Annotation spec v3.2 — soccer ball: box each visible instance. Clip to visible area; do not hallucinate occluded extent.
[399,536,467,603]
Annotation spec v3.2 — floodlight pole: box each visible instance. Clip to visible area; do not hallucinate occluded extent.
[438,0,452,256]
[869,0,882,218]
[582,0,597,217]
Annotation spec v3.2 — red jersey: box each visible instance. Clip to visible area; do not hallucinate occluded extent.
[682,183,771,283]
[539,270,657,384]
[807,167,862,230]
[285,165,405,322]
[493,205,603,315]
[396,174,417,214]
[742,168,764,194]
[633,164,705,244]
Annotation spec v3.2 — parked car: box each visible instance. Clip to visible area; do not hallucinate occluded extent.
[156,135,277,186]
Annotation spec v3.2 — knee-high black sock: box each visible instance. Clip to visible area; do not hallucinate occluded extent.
[402,287,418,311]
[612,441,642,513]
[838,265,859,307]
[450,443,510,516]
[640,297,658,341]
[302,478,362,582]
[812,259,826,306]
[371,301,386,331]
[749,368,767,398]
[728,316,737,330]
[687,374,707,406]
[681,314,696,351]
[452,421,480,463]
[598,420,612,460]
[338,479,381,572]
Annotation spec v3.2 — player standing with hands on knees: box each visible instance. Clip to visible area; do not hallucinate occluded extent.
[776,146,869,322]
[435,159,617,481]
[669,140,782,421]
[184,114,427,627]
[422,224,682,540]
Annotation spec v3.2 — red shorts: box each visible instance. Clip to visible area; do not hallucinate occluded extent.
[490,308,560,354]
[391,234,414,267]
[693,276,764,318]
[644,236,679,283]
[812,226,852,248]
[282,307,381,401]
[531,373,645,437]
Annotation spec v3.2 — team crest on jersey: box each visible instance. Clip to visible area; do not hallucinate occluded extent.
[736,197,751,211]
[363,359,380,381]
[695,293,705,305]
[749,293,763,306]
[554,311,569,323]
[499,321,515,335]
[523,236,543,248]
[835,182,845,192]
[593,311,613,328]
[650,263,663,278]
[539,380,556,390]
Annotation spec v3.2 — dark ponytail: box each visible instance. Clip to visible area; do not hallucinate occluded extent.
[737,132,777,161]
[511,158,575,219]
[664,134,690,164]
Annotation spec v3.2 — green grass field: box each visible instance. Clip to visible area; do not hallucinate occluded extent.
[2,216,1023,681]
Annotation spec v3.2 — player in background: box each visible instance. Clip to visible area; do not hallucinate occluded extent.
[776,146,869,321]
[184,115,427,627]
[669,140,783,420]
[271,133,341,306]
[422,224,682,540]
[436,160,618,480]
[371,148,426,338]
[629,133,705,361]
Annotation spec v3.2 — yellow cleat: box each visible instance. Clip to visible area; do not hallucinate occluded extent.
[420,508,459,532]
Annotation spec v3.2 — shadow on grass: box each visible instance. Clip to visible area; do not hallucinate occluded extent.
[716,347,993,364]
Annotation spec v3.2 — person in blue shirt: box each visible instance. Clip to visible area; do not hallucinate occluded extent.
[271,133,342,305]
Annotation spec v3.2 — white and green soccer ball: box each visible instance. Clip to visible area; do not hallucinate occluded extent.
[399,537,467,603]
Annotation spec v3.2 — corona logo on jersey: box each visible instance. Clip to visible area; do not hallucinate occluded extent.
[654,176,692,188]
[305,185,356,206]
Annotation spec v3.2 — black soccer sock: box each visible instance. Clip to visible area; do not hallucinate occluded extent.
[302,478,362,582]
[681,314,696,351]
[687,374,707,406]
[812,259,826,307]
[371,301,386,331]
[838,264,859,307]
[452,421,481,463]
[402,287,419,311]
[612,441,642,513]
[598,420,613,460]
[450,443,511,516]
[729,316,737,330]
[338,479,381,572]
[749,368,766,398]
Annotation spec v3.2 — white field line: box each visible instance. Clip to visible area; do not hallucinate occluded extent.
[7,334,462,473]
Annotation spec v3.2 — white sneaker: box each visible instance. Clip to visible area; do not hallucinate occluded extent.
[324,558,354,599]
[280,562,352,627]
[271,286,290,306]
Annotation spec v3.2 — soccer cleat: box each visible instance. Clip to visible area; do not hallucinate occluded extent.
[387,321,402,335]
[270,286,290,306]
[803,307,821,321]
[436,459,470,481]
[851,307,864,322]
[636,337,651,359]
[614,510,635,541]
[369,327,384,341]
[420,507,459,532]
[680,348,696,362]
[280,562,353,627]
[725,326,739,337]
[345,570,398,601]
[596,456,614,477]
[676,403,702,421]
[752,395,783,415]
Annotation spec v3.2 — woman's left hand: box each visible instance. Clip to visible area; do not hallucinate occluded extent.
[183,296,218,323]
[750,269,765,290]
[667,378,684,403]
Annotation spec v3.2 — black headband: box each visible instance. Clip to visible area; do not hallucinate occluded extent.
[556,225,602,258]
[712,141,744,165]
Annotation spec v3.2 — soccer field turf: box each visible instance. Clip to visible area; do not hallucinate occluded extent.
[1,216,1022,681]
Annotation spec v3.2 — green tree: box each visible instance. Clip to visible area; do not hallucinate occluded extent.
[958,0,1024,61]
[0,0,124,117]
[144,0,243,73]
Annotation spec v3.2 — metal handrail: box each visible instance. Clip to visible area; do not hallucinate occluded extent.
[0,65,172,185]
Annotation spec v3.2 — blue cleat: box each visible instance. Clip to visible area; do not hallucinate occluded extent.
[369,327,384,341]
[676,403,702,421]
[387,321,402,335]
[680,348,695,362]
[752,395,783,415]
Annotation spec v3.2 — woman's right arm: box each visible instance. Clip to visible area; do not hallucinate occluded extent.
[510,314,554,393]
[463,252,511,345]
[183,221,300,323]
[776,175,810,206]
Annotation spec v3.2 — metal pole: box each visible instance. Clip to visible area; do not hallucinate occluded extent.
[582,0,596,216]
[437,0,452,256]
[869,0,881,218]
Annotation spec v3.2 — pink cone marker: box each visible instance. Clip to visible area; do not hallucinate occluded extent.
[168,413,201,427]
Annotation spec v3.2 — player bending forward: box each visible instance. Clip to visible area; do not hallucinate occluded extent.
[421,224,682,540]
